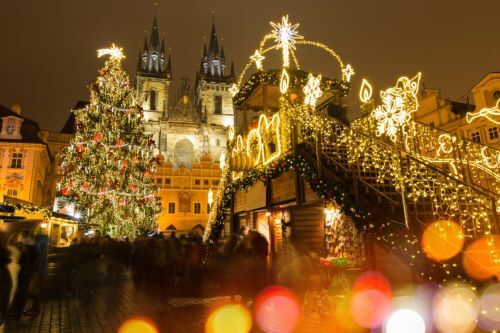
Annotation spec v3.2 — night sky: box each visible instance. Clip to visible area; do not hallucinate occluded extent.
[0,0,499,131]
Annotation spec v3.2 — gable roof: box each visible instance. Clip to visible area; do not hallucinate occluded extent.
[0,104,47,145]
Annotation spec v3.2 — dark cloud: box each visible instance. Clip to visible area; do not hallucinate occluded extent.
[0,0,498,130]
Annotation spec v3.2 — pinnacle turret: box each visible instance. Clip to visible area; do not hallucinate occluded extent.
[137,16,171,79]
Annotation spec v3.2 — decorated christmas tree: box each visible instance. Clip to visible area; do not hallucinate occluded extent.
[58,45,159,237]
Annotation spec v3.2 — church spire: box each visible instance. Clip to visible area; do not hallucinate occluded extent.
[137,16,171,79]
[208,23,219,55]
[150,16,160,50]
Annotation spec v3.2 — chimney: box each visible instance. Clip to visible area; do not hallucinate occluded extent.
[11,103,21,115]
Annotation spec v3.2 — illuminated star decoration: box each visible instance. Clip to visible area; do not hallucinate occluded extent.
[374,73,421,142]
[229,83,239,97]
[466,99,500,124]
[303,74,323,108]
[97,44,126,61]
[250,50,266,70]
[342,64,355,82]
[270,15,303,67]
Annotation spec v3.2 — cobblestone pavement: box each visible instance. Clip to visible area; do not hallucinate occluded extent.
[5,280,230,333]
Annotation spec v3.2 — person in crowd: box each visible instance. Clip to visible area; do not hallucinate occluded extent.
[10,231,37,321]
[26,229,49,315]
[0,230,20,333]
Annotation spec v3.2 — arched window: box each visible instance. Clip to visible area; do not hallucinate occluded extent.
[174,139,194,169]
[214,95,222,114]
[150,89,157,111]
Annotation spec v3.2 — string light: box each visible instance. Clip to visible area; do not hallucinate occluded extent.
[359,79,373,103]
[270,15,303,67]
[97,44,125,61]
[342,64,355,82]
[250,49,266,70]
[466,98,500,124]
[280,68,290,94]
[303,73,323,108]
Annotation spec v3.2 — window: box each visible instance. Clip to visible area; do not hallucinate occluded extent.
[194,203,201,214]
[168,202,176,214]
[165,178,171,185]
[150,89,157,111]
[10,152,23,168]
[195,179,200,185]
[156,178,163,185]
[216,138,220,147]
[6,123,15,134]
[212,180,219,186]
[204,179,209,186]
[488,127,499,140]
[471,131,481,143]
[214,95,222,114]
[207,203,211,213]
[7,189,18,197]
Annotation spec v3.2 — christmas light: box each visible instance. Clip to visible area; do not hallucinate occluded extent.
[270,15,303,67]
[97,44,125,61]
[250,49,265,70]
[466,99,500,124]
[359,79,373,103]
[342,64,355,82]
[303,73,323,108]
[280,68,289,94]
[373,73,421,142]
[229,83,239,97]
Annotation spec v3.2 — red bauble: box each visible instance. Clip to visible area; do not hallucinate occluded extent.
[92,133,103,142]
[130,184,138,191]
[82,182,89,190]
[76,144,85,153]
[61,188,69,196]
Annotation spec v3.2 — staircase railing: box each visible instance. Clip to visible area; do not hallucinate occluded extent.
[298,111,499,238]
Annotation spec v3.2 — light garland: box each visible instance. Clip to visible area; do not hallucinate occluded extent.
[303,73,323,108]
[250,50,265,70]
[466,98,500,124]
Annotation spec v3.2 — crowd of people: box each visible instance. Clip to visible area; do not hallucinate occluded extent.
[0,230,48,332]
[0,224,272,331]
[64,230,205,295]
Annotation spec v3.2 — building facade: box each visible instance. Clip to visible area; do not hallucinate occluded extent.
[0,104,51,206]
[135,18,235,232]
[415,72,500,148]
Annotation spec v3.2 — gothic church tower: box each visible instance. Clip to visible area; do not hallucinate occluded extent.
[195,23,235,127]
[136,17,172,122]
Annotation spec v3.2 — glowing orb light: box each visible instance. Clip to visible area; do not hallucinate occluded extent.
[255,286,300,333]
[478,283,500,331]
[463,235,500,281]
[118,318,158,333]
[385,309,425,333]
[350,271,392,328]
[205,304,252,333]
[421,221,464,261]
[433,283,479,333]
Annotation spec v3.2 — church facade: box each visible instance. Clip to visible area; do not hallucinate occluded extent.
[135,17,235,233]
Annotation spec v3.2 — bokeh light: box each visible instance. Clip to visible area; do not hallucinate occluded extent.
[118,318,158,333]
[254,286,300,333]
[385,309,425,333]
[350,271,392,328]
[205,304,252,333]
[421,220,464,261]
[463,235,500,281]
[478,283,500,331]
[433,283,479,333]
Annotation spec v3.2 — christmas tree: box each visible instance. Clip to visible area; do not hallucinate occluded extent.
[58,45,159,237]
